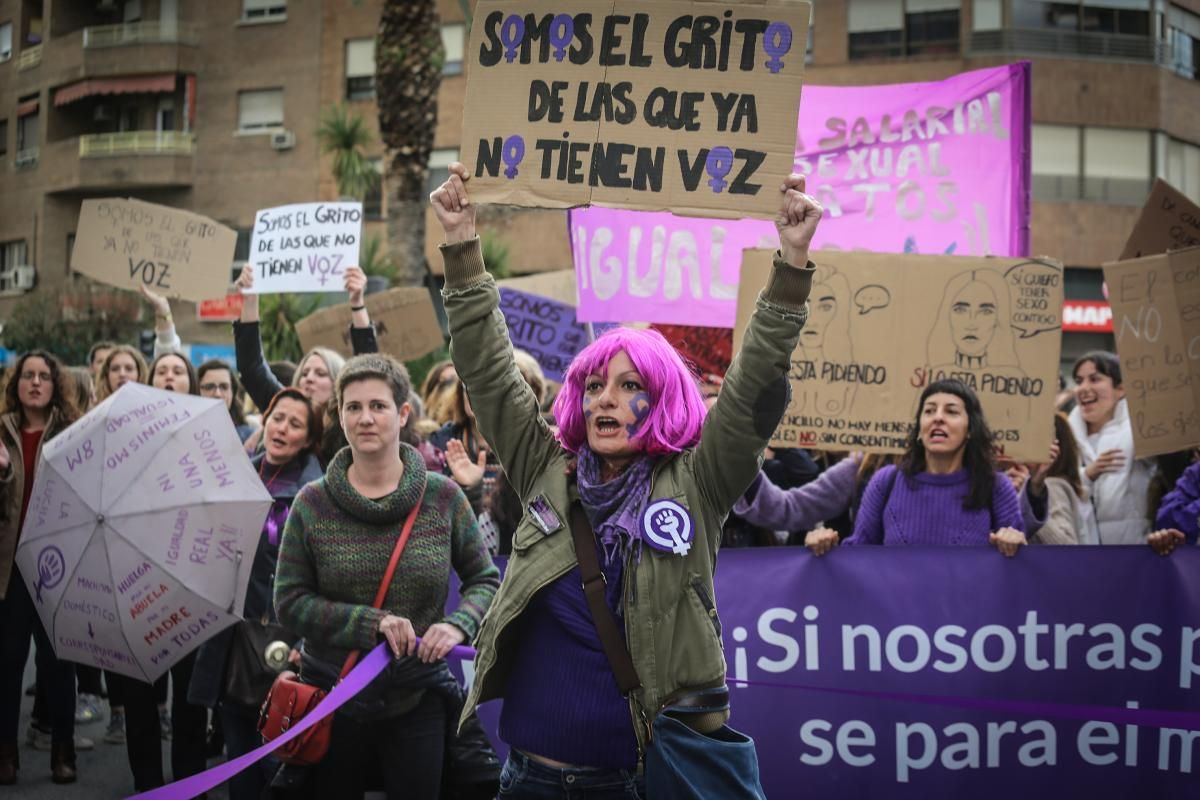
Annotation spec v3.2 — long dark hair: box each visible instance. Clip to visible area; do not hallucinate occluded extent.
[1045,413,1084,499]
[3,350,81,434]
[900,379,996,511]
[197,360,247,427]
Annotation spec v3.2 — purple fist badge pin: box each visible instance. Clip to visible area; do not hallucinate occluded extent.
[35,545,65,603]
[642,500,694,556]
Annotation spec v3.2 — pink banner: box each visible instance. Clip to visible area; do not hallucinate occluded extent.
[570,62,1031,327]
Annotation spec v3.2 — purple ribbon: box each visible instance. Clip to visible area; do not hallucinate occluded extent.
[129,647,1200,798]
[126,640,475,800]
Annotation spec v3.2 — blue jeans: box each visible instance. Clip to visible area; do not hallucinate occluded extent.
[498,751,644,799]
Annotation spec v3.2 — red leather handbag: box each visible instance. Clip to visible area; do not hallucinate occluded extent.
[257,497,422,766]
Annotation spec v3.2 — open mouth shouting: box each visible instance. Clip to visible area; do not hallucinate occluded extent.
[592,416,622,437]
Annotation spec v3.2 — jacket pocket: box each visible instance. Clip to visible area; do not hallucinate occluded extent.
[689,575,722,640]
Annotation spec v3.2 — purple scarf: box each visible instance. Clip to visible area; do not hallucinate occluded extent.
[576,446,656,565]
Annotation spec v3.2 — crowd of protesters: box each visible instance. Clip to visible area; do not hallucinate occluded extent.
[0,167,1192,799]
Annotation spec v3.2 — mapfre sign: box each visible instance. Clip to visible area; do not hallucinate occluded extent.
[1062,300,1113,333]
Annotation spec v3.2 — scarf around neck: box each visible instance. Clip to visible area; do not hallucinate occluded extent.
[575,446,656,565]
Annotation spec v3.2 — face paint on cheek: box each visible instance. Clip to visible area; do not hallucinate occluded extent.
[626,392,651,437]
[583,394,593,421]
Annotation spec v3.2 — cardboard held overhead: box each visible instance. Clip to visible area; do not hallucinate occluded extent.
[70,198,236,303]
[1102,246,1200,458]
[460,0,811,220]
[1120,179,1200,260]
[734,248,1064,463]
[295,287,444,362]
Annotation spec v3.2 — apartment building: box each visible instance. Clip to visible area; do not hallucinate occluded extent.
[0,0,1198,355]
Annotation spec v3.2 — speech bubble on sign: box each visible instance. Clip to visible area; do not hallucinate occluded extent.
[853,285,890,315]
[1004,261,1064,339]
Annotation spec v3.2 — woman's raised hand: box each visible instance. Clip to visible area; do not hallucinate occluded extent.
[989,527,1027,558]
[776,174,824,268]
[445,438,487,489]
[429,162,477,245]
[343,265,366,308]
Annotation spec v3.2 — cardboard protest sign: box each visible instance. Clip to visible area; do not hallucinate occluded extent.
[70,199,236,303]
[1102,247,1200,458]
[651,323,732,380]
[571,62,1031,326]
[461,0,810,220]
[497,287,590,382]
[294,287,443,362]
[1120,179,1200,260]
[734,249,1063,462]
[247,202,363,294]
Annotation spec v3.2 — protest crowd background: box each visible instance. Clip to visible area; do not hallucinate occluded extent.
[0,1,1198,799]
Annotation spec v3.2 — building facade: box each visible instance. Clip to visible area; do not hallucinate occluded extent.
[0,0,1198,356]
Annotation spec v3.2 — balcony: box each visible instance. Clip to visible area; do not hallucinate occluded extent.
[82,21,200,49]
[79,130,195,158]
[42,135,194,193]
[970,28,1169,64]
[16,45,43,71]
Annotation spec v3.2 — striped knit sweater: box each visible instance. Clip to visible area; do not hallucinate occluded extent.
[274,443,500,672]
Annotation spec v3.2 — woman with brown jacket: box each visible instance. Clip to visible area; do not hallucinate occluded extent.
[0,350,81,785]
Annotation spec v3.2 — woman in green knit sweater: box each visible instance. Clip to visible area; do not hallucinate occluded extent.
[273,354,500,800]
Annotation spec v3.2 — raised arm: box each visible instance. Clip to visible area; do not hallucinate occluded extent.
[691,176,821,515]
[140,285,183,357]
[232,264,284,412]
[432,164,562,500]
[344,266,379,355]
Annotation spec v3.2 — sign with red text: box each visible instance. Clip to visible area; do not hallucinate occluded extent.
[461,0,810,219]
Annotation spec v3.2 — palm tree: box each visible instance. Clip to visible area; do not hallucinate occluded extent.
[376,0,443,288]
[317,104,380,200]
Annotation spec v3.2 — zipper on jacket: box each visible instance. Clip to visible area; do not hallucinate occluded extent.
[690,576,721,638]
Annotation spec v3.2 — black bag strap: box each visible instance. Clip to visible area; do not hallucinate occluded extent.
[569,502,642,696]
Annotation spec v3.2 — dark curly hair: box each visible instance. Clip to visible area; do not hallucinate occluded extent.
[2,350,81,433]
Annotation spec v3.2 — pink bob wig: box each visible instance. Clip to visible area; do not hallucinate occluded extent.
[552,327,708,457]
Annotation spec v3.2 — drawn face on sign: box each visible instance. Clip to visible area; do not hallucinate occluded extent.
[797,268,853,359]
[949,280,999,358]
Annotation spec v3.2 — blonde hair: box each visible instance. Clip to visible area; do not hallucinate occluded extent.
[97,345,148,401]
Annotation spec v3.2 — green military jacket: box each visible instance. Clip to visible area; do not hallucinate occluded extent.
[440,237,813,759]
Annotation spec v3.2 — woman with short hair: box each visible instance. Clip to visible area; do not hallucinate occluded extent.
[274,354,499,799]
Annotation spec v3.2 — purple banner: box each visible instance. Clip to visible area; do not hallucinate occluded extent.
[453,546,1198,798]
[569,62,1032,326]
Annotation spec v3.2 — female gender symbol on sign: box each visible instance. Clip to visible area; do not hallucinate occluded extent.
[763,21,793,73]
[502,135,526,179]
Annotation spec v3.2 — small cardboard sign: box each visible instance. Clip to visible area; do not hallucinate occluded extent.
[247,202,364,294]
[1120,179,1200,260]
[734,249,1064,462]
[294,287,443,362]
[460,0,811,220]
[1102,246,1200,458]
[70,198,236,303]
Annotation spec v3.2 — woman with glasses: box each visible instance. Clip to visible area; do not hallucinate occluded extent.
[197,360,257,443]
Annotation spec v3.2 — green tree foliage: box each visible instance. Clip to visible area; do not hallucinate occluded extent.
[3,286,142,366]
[317,104,381,200]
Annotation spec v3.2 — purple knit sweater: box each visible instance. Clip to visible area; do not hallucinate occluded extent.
[845,465,1024,546]
[733,456,860,531]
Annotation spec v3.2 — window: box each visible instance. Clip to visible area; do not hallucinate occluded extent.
[364,157,384,219]
[1156,133,1200,203]
[1083,127,1150,205]
[1032,123,1081,201]
[426,148,459,195]
[848,0,959,59]
[242,0,286,21]
[1012,0,1149,36]
[1168,4,1200,80]
[0,241,27,272]
[234,229,252,262]
[848,0,903,59]
[973,0,1003,30]
[345,38,375,100]
[441,24,465,75]
[0,22,11,62]
[16,107,38,153]
[237,89,283,131]
[0,119,6,156]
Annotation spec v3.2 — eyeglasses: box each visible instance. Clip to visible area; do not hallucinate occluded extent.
[19,372,52,383]
[200,382,233,394]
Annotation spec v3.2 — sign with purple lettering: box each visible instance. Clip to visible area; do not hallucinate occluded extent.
[246,202,363,294]
[498,286,593,382]
[570,61,1032,326]
[450,547,1200,799]
[13,382,272,681]
[460,0,811,220]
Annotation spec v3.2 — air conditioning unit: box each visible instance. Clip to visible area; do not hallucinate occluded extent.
[270,130,295,151]
[12,266,35,291]
[14,150,37,168]
[93,104,115,122]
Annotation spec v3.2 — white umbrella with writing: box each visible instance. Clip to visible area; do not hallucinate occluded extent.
[14,382,271,682]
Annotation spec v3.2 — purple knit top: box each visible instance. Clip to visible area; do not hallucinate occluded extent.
[845,465,1024,546]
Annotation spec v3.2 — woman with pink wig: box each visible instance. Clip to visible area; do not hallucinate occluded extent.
[432,163,822,799]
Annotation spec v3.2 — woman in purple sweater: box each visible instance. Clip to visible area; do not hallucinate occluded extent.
[842,380,1026,554]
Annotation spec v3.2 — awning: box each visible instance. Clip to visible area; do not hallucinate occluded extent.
[16,98,39,117]
[54,74,176,107]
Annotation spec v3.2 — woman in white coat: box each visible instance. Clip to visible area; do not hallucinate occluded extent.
[1066,352,1155,545]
